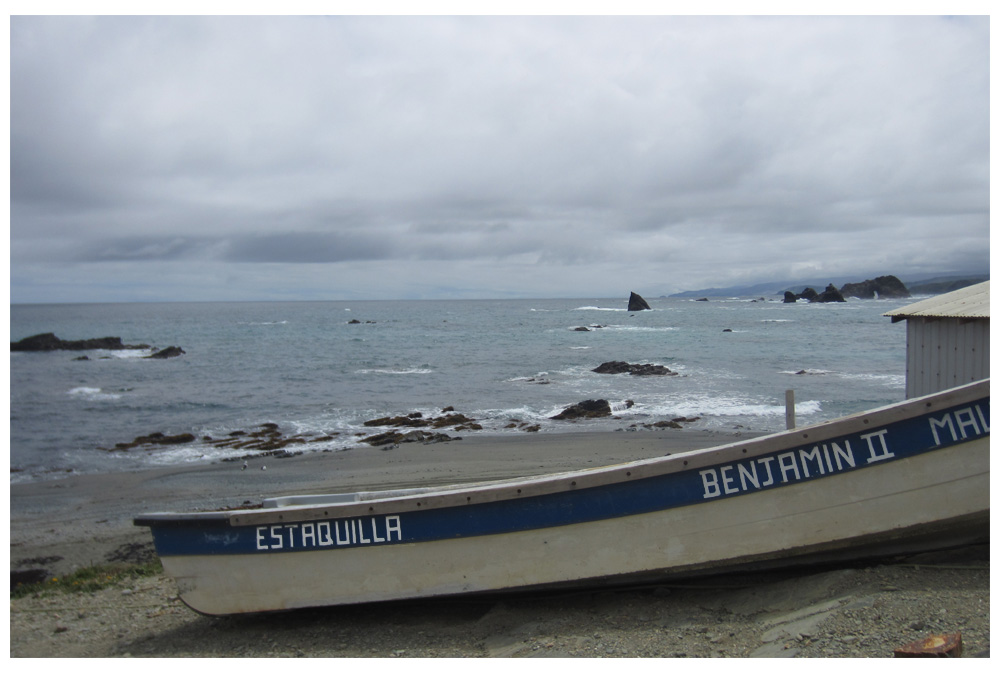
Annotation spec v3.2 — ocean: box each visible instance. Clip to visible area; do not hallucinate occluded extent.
[10,296,914,483]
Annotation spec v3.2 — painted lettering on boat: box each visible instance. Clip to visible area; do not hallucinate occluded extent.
[255,515,402,551]
[699,428,895,499]
[928,403,989,446]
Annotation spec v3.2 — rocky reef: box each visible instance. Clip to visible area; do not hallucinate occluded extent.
[592,361,677,376]
[840,275,910,299]
[11,332,184,358]
[783,275,911,303]
[783,284,846,303]
[550,399,621,420]
[11,333,150,351]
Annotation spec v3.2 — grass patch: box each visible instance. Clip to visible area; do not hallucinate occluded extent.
[11,560,163,599]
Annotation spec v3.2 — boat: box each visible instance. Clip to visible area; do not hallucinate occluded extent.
[135,378,989,615]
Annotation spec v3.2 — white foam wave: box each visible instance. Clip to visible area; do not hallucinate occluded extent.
[505,371,551,383]
[68,386,122,401]
[106,349,155,359]
[602,325,678,332]
[574,306,626,312]
[837,372,906,387]
[355,368,433,375]
[628,395,821,419]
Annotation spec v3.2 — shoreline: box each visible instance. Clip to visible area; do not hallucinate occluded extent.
[10,427,990,658]
[10,428,758,577]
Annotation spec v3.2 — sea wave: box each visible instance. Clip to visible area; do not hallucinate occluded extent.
[105,349,155,359]
[837,372,906,387]
[601,325,679,332]
[68,386,123,401]
[625,395,821,419]
[355,368,434,375]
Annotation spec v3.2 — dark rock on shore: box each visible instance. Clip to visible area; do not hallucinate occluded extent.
[95,409,483,462]
[363,410,482,431]
[551,399,614,420]
[840,275,910,299]
[592,361,677,376]
[99,432,198,452]
[208,423,334,457]
[358,407,487,445]
[628,416,702,431]
[627,292,652,312]
[361,430,461,448]
[11,333,151,351]
[11,568,51,588]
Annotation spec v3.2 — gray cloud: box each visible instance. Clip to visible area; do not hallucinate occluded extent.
[9,15,990,302]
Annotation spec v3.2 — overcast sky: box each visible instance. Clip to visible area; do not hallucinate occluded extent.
[8,14,991,303]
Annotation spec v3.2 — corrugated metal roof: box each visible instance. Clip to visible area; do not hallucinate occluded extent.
[884,280,990,321]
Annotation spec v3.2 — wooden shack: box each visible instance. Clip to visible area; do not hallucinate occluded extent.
[884,281,990,399]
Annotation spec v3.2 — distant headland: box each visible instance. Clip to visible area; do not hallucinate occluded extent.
[668,273,987,299]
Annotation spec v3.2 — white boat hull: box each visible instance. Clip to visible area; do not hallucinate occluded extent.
[138,380,990,615]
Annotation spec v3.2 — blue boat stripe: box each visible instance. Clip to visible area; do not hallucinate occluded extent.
[146,397,988,557]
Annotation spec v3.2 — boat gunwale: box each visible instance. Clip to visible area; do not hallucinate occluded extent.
[134,379,989,528]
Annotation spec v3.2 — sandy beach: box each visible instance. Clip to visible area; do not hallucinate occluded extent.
[10,428,990,658]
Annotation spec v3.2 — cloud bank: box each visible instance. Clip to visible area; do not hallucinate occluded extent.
[10,15,990,302]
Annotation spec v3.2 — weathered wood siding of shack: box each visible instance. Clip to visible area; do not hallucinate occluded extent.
[904,316,990,398]
[885,281,990,399]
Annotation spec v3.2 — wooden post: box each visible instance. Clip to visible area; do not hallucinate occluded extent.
[785,389,795,430]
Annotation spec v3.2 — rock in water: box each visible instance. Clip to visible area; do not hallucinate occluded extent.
[592,361,677,376]
[840,275,911,299]
[10,333,150,351]
[550,399,613,420]
[813,284,846,303]
[628,292,651,311]
[145,346,186,359]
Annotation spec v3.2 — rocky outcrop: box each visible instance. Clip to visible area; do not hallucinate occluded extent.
[784,275,910,302]
[628,292,652,312]
[11,333,150,351]
[99,432,198,451]
[361,430,459,448]
[363,410,482,431]
[551,399,614,420]
[592,361,677,376]
[814,284,846,302]
[100,422,341,460]
[840,275,910,299]
[146,346,185,359]
[783,284,845,303]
